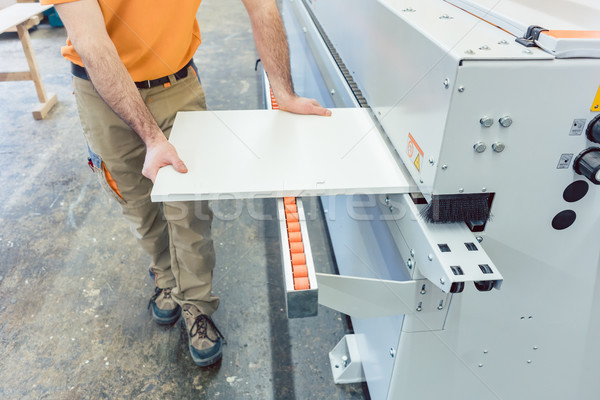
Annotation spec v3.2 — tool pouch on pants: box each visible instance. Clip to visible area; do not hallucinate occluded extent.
[87,144,127,205]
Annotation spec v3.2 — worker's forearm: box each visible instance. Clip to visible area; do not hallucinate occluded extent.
[55,0,165,147]
[245,1,295,102]
[77,43,165,146]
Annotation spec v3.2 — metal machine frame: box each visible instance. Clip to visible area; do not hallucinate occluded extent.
[280,0,600,399]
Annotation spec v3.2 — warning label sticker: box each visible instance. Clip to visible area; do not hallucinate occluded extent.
[592,84,600,111]
[413,154,421,171]
[407,133,424,172]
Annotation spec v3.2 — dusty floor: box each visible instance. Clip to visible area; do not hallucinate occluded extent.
[0,1,367,399]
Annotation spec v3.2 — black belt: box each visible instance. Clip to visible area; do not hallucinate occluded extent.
[71,59,194,89]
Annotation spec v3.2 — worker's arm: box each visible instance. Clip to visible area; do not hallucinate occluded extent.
[241,0,331,116]
[54,0,186,182]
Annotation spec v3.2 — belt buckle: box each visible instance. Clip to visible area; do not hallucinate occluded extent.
[145,80,152,89]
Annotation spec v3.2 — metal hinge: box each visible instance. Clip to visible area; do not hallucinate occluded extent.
[515,25,548,47]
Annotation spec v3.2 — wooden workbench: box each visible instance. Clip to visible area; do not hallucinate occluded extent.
[0,3,58,120]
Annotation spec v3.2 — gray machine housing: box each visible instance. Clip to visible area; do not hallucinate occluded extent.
[282,0,600,399]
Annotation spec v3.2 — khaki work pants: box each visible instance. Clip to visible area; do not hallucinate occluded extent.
[73,66,219,315]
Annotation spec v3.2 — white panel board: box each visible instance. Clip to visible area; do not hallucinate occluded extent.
[151,108,415,202]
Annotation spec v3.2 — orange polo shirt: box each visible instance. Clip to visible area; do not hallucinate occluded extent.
[40,0,202,81]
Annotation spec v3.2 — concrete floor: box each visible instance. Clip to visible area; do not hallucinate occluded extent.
[0,1,367,399]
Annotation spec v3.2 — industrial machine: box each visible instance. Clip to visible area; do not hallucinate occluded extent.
[153,0,600,398]
[279,0,600,398]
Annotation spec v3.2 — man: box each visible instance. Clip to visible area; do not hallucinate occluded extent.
[44,0,330,366]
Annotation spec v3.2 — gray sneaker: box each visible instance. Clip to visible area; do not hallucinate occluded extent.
[148,287,181,325]
[182,304,224,366]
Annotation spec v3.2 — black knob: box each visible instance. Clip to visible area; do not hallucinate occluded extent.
[574,147,600,185]
[586,114,600,144]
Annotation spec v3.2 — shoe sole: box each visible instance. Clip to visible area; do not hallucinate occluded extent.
[189,342,223,367]
[152,306,181,325]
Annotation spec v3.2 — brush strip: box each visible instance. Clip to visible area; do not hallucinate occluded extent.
[421,194,491,224]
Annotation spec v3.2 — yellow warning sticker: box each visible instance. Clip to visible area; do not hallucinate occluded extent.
[592,84,600,111]
[413,154,421,171]
[407,133,424,172]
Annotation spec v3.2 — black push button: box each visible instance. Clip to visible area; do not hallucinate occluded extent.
[563,180,589,203]
[551,210,576,230]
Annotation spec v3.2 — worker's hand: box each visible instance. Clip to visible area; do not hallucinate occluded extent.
[278,95,332,117]
[142,139,188,183]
